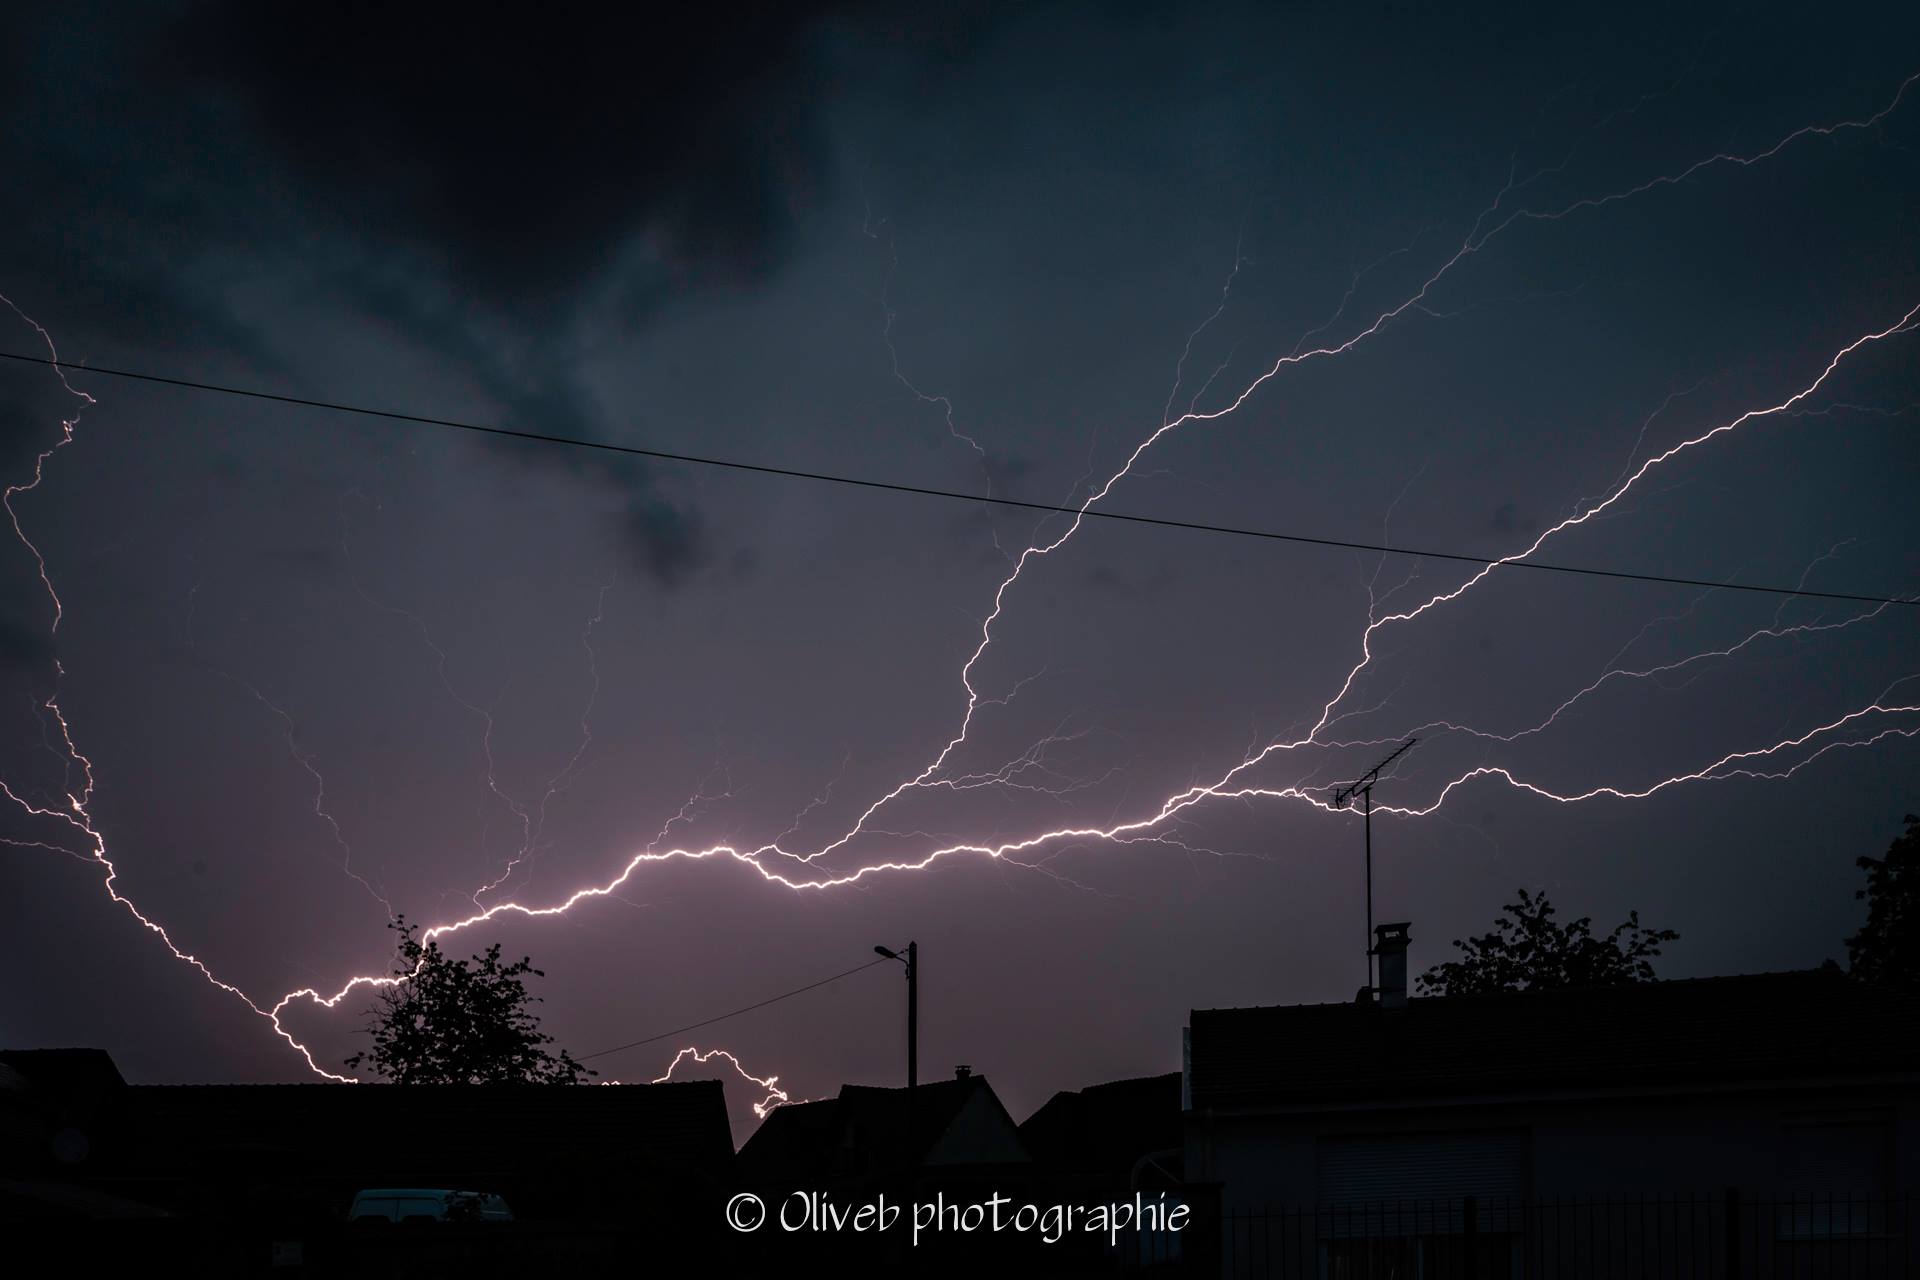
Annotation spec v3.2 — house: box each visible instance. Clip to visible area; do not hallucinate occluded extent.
[735,1070,1036,1275]
[1,1047,132,1178]
[1182,923,1920,1276]
[1020,1070,1184,1193]
[1,1047,176,1226]
[1,1048,740,1272]
[738,1067,1029,1188]
[110,1076,736,1221]
[1021,1071,1189,1272]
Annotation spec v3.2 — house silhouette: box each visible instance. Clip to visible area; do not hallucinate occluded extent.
[739,1071,1028,1185]
[1185,962,1920,1277]
[2,1048,738,1273]
[2,1047,131,1177]
[1020,1070,1183,1193]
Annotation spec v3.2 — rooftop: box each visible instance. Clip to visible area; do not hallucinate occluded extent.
[1187,969,1920,1111]
[739,1074,1027,1179]
[1019,1071,1181,1174]
[0,1048,127,1097]
[114,1078,734,1177]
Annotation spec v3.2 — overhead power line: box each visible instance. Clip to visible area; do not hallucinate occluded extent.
[1,348,1913,610]
[579,955,891,1064]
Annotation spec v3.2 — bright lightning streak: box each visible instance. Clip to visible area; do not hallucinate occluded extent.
[1378,700,1920,816]
[648,1046,795,1120]
[0,290,364,1081]
[4,71,1918,1085]
[798,74,1920,866]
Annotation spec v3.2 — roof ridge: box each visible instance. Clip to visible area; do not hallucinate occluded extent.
[1192,967,1862,1018]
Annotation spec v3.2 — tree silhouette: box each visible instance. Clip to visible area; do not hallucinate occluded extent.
[1416,888,1679,996]
[345,915,594,1084]
[1847,813,1920,994]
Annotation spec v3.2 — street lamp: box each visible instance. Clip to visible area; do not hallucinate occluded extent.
[875,941,919,1175]
[873,942,917,1093]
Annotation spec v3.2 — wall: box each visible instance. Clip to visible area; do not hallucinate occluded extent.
[1186,1080,1915,1210]
[925,1086,1029,1167]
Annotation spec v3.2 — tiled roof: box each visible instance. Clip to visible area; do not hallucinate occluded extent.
[738,1076,1024,1179]
[116,1079,734,1181]
[1187,970,1920,1111]
[734,1097,838,1179]
[1019,1072,1181,1174]
[837,1077,991,1164]
[0,1049,127,1096]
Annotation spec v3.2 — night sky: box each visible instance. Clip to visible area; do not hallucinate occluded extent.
[3,3,1918,1139]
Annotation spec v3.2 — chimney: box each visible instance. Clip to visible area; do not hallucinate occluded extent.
[954,1064,972,1080]
[1373,922,1411,1011]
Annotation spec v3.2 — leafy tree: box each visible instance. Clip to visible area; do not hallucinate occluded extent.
[345,915,594,1084]
[1846,814,1920,993]
[1416,888,1679,996]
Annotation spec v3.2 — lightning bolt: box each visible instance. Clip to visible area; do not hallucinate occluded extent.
[866,217,1009,561]
[221,671,394,916]
[648,1046,795,1120]
[467,577,615,905]
[4,70,1918,1085]
[0,294,357,1078]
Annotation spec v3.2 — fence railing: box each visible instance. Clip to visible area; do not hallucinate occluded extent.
[1201,1192,1918,1279]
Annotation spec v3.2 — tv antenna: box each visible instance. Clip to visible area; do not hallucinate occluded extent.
[1332,737,1418,994]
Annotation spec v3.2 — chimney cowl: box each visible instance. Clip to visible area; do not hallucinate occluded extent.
[1373,922,1412,1011]
[954,1064,972,1080]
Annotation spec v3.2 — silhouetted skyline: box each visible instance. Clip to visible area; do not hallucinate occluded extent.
[1,2,1916,1140]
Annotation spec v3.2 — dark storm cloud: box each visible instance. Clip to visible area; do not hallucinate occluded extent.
[163,2,989,312]
[0,3,1000,587]
[623,497,710,588]
[161,0,863,584]
[337,266,714,581]
[0,9,281,366]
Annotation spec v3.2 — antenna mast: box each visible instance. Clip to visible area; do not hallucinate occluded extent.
[1332,738,1417,994]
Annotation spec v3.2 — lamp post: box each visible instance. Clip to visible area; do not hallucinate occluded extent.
[873,942,917,1091]
[874,941,917,1172]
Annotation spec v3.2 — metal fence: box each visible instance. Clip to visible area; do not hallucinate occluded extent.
[1206,1193,1918,1279]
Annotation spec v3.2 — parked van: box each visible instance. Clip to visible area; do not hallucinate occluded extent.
[347,1188,514,1224]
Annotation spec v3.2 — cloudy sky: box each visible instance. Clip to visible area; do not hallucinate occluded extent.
[3,2,1917,1138]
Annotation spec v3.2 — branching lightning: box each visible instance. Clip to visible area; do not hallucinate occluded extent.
[222,673,394,916]
[4,71,1918,1096]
